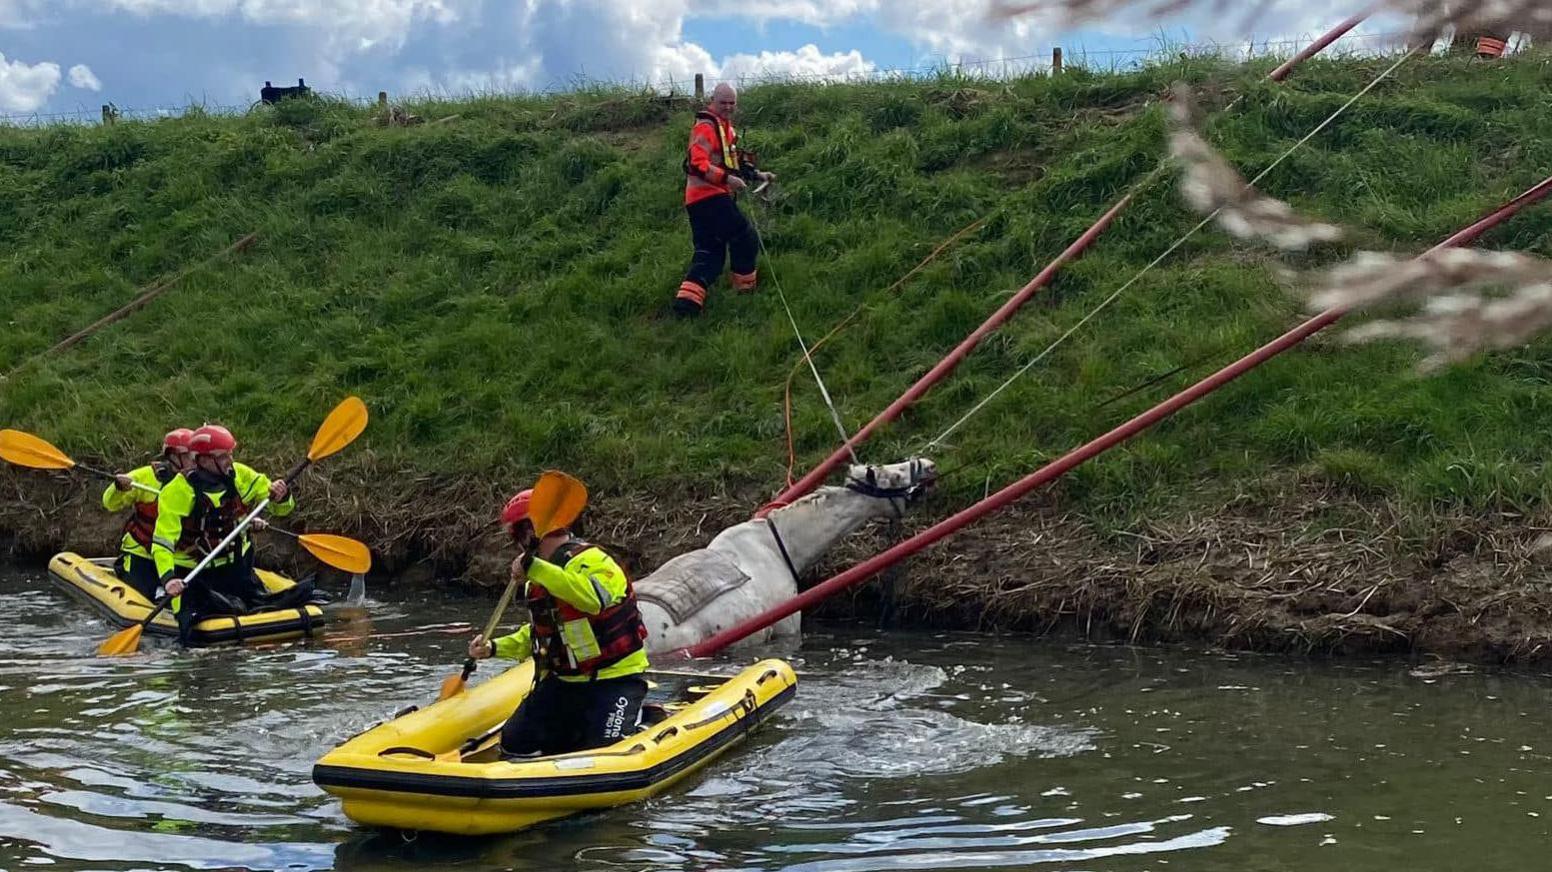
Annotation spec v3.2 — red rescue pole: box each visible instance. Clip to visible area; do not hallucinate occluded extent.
[686,174,1552,659]
[773,14,1374,508]
[1268,13,1371,82]
[773,192,1134,505]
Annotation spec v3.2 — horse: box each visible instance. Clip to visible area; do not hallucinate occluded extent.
[636,458,937,652]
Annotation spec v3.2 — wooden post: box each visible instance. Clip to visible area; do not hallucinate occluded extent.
[378,91,388,107]
[1052,46,1063,74]
[101,104,114,124]
[694,74,704,101]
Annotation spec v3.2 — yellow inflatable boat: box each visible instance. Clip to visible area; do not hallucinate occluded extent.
[313,658,796,834]
[48,552,332,647]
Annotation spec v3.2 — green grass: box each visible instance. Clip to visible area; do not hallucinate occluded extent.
[3,53,1552,526]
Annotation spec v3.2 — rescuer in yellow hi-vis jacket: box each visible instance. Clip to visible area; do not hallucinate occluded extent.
[101,428,195,600]
[151,424,298,644]
[468,486,651,758]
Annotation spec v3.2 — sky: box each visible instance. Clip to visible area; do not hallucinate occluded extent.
[0,1,1404,120]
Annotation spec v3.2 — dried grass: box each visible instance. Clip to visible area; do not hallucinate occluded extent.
[1167,84,1343,251]
[990,0,1552,43]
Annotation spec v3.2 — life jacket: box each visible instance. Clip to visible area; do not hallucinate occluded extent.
[526,540,648,678]
[684,110,755,205]
[176,468,251,557]
[122,463,179,551]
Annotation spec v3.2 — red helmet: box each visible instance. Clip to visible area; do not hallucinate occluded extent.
[500,489,533,527]
[162,428,195,452]
[190,424,237,455]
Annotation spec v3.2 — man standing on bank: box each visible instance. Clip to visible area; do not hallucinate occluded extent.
[672,82,777,318]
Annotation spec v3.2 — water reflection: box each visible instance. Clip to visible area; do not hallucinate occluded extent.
[1,567,1551,870]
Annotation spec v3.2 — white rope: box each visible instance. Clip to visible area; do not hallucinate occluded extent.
[926,48,1422,452]
[749,205,859,461]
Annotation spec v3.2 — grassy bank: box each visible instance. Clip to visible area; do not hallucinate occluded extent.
[2,52,1552,553]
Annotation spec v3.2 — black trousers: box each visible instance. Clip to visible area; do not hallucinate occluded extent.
[501,674,648,757]
[174,561,259,642]
[683,194,759,293]
[114,553,161,601]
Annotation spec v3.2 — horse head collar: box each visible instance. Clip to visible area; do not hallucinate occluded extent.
[844,458,938,514]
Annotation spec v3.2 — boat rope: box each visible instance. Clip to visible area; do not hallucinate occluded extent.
[749,207,859,461]
[924,47,1422,453]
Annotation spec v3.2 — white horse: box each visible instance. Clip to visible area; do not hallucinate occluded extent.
[636,458,936,653]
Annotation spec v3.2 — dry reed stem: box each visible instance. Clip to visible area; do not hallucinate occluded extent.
[1167,84,1344,250]
[990,0,1550,44]
[1305,249,1552,370]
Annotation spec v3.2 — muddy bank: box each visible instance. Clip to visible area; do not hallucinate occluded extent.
[5,464,1552,664]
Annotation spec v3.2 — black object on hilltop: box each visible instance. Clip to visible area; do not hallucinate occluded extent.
[261,79,311,104]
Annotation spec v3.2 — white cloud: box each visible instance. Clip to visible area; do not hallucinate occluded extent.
[716,44,874,82]
[67,62,100,90]
[0,51,58,110]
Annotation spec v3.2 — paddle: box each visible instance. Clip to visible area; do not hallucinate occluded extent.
[259,526,373,575]
[0,430,160,495]
[279,396,368,486]
[98,498,272,656]
[0,428,371,574]
[95,397,371,656]
[438,470,587,701]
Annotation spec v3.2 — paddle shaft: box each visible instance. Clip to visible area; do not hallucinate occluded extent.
[79,463,162,496]
[139,498,272,628]
[460,575,524,682]
[281,457,311,486]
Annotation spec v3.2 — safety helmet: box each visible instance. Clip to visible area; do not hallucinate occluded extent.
[162,428,195,452]
[500,489,533,527]
[190,424,237,455]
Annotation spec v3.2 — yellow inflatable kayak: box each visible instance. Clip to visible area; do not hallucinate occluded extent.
[313,658,796,834]
[48,552,332,647]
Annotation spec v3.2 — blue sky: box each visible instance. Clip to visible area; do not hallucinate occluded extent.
[0,1,1395,120]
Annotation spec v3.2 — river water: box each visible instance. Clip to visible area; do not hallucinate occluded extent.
[0,565,1548,871]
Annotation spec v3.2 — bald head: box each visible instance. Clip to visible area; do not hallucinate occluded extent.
[710,82,737,120]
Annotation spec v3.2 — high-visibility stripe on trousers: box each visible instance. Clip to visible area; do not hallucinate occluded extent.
[673,193,759,315]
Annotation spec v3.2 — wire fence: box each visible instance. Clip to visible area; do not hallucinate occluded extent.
[0,26,1525,129]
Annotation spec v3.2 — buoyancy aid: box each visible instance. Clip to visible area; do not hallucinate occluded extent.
[684,110,758,205]
[177,468,251,556]
[122,463,179,551]
[526,540,649,678]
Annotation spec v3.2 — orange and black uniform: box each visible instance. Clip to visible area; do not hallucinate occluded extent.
[674,109,761,316]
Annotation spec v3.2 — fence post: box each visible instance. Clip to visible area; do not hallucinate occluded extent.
[1052,46,1063,74]
[101,104,116,125]
[694,74,704,101]
[378,91,388,108]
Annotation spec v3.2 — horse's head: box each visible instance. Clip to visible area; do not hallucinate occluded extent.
[844,457,937,515]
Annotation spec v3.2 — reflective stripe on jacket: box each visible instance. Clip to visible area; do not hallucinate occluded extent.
[491,541,649,682]
[151,462,294,579]
[102,463,176,559]
[684,110,740,206]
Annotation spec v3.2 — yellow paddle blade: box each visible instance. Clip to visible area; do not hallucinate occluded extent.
[438,674,467,701]
[307,396,369,462]
[98,624,145,656]
[297,533,373,574]
[528,470,587,537]
[0,429,76,470]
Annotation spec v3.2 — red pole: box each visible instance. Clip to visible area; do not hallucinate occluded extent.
[773,13,1375,508]
[1269,13,1371,82]
[772,192,1133,506]
[686,174,1552,659]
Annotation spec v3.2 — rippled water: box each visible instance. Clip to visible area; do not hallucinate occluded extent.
[1,565,1550,870]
